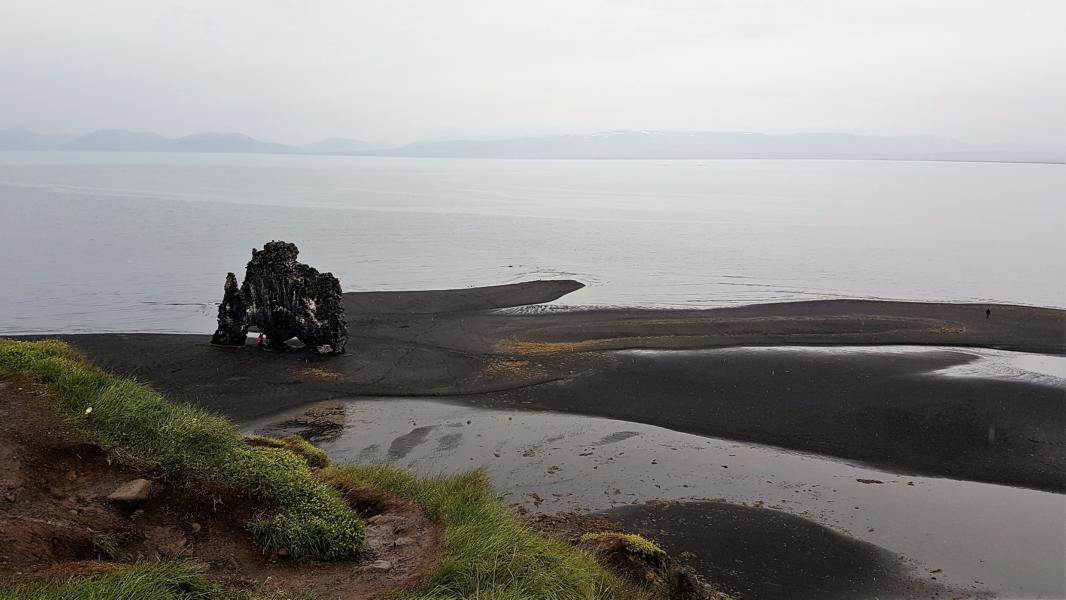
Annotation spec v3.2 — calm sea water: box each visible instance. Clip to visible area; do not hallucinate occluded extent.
[1,152,1063,334]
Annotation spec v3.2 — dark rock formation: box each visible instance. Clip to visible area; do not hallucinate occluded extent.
[210,272,248,345]
[210,241,347,354]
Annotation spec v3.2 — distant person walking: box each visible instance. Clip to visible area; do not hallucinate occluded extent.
[256,333,265,348]
[986,308,991,319]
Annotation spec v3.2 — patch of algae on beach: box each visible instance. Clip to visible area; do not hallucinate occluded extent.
[498,339,611,355]
[934,324,966,335]
[498,336,678,355]
[294,367,345,381]
[481,358,548,379]
[580,532,666,558]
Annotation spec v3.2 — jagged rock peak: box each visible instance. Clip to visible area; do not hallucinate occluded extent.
[210,272,249,345]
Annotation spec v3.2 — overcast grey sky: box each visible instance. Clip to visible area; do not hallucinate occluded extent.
[2,0,1063,148]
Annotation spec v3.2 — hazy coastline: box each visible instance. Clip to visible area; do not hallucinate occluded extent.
[5,129,1063,163]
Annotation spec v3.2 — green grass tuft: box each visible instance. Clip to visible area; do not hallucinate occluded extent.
[0,562,316,600]
[579,532,665,558]
[319,465,652,600]
[90,533,126,559]
[243,435,331,470]
[0,562,216,600]
[0,339,363,561]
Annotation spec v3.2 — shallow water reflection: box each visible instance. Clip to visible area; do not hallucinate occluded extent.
[307,398,1064,599]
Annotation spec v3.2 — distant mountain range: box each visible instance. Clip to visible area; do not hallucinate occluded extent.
[4,129,303,154]
[387,131,973,159]
[1,128,1060,162]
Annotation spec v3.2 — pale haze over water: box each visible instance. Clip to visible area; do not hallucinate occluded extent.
[0,152,1063,334]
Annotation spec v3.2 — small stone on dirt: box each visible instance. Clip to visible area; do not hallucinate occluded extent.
[394,536,415,547]
[368,514,406,526]
[369,559,393,571]
[106,478,153,507]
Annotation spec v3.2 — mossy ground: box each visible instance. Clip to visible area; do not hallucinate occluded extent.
[579,532,666,558]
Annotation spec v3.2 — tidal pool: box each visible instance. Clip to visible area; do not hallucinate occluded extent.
[247,395,1066,599]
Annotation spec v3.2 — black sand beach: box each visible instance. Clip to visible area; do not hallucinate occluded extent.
[602,501,956,600]
[14,281,1066,598]
[478,347,1066,492]
[39,281,1066,491]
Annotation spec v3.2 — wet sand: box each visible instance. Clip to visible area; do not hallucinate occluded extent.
[604,500,954,600]
[257,396,1062,598]
[12,281,1066,598]
[35,281,1066,491]
[477,346,1066,492]
[344,279,585,314]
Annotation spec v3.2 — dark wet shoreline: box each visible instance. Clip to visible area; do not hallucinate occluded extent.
[11,281,1066,599]
[23,280,1064,492]
[602,500,962,600]
[249,394,1063,599]
[473,346,1066,492]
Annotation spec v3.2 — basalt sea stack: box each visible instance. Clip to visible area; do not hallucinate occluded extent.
[211,241,347,354]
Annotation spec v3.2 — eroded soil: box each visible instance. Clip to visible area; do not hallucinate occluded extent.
[0,379,442,599]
